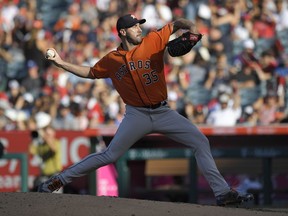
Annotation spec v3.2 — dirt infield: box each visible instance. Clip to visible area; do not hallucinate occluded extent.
[0,192,287,216]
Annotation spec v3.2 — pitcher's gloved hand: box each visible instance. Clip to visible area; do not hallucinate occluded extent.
[167,32,203,57]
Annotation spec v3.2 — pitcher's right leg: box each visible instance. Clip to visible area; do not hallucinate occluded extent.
[38,105,153,192]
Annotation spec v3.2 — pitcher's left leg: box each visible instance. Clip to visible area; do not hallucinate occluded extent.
[153,108,230,196]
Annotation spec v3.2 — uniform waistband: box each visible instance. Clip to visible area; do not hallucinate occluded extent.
[141,100,167,109]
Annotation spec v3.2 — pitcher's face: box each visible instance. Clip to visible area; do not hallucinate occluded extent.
[125,23,143,45]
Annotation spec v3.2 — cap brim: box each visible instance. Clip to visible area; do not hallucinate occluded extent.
[126,19,146,29]
[139,19,146,25]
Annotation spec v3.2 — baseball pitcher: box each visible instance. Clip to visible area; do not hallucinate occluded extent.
[39,14,253,206]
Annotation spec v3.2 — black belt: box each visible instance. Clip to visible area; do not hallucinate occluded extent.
[142,101,167,109]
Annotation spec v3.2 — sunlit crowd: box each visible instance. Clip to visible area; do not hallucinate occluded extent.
[1,0,288,131]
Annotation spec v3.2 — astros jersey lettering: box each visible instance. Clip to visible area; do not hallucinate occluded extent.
[89,23,173,107]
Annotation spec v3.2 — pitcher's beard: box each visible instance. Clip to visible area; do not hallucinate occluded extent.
[126,34,142,45]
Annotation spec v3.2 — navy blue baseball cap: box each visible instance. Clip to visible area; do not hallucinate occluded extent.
[116,14,146,33]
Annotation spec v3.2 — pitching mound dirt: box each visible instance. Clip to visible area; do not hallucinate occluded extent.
[0,192,287,216]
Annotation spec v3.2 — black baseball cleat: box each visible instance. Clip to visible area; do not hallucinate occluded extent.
[38,175,63,193]
[216,188,254,206]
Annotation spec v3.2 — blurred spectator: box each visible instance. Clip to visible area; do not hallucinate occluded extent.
[5,32,26,81]
[275,54,288,110]
[210,0,241,36]
[209,0,241,63]
[23,26,46,74]
[193,104,207,125]
[274,0,288,32]
[49,91,62,120]
[256,50,278,95]
[155,0,173,24]
[52,103,75,130]
[274,0,288,54]
[205,53,232,99]
[96,0,112,21]
[0,0,288,130]
[181,101,195,123]
[21,60,45,98]
[0,94,11,130]
[167,88,178,111]
[177,0,199,21]
[232,15,253,57]
[167,81,185,112]
[1,0,19,32]
[141,0,159,31]
[80,1,99,26]
[182,101,207,125]
[257,94,283,125]
[237,105,259,126]
[31,93,59,121]
[230,61,262,108]
[29,124,63,191]
[3,108,27,130]
[46,67,69,99]
[7,79,25,109]
[142,0,172,31]
[87,98,105,128]
[37,0,70,30]
[206,93,242,126]
[179,52,212,106]
[233,38,258,70]
[163,51,182,84]
[21,92,34,117]
[62,2,82,31]
[98,89,120,124]
[207,26,226,63]
[70,99,89,130]
[0,29,12,91]
[251,4,277,57]
[11,13,27,45]
[72,20,97,56]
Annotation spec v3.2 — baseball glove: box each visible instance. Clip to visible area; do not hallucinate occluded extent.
[167,32,203,57]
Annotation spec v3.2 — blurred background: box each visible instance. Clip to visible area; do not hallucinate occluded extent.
[0,0,288,208]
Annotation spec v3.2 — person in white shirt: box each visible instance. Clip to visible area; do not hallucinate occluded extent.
[142,0,172,30]
[206,93,242,126]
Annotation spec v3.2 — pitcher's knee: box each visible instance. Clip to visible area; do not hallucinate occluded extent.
[192,134,211,152]
[202,136,210,146]
[195,132,210,146]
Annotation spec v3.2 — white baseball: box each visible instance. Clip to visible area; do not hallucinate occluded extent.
[46,49,55,58]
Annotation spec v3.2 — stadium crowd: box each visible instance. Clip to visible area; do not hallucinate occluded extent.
[1,0,288,131]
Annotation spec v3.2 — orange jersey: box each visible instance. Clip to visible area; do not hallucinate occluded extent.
[89,23,173,107]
